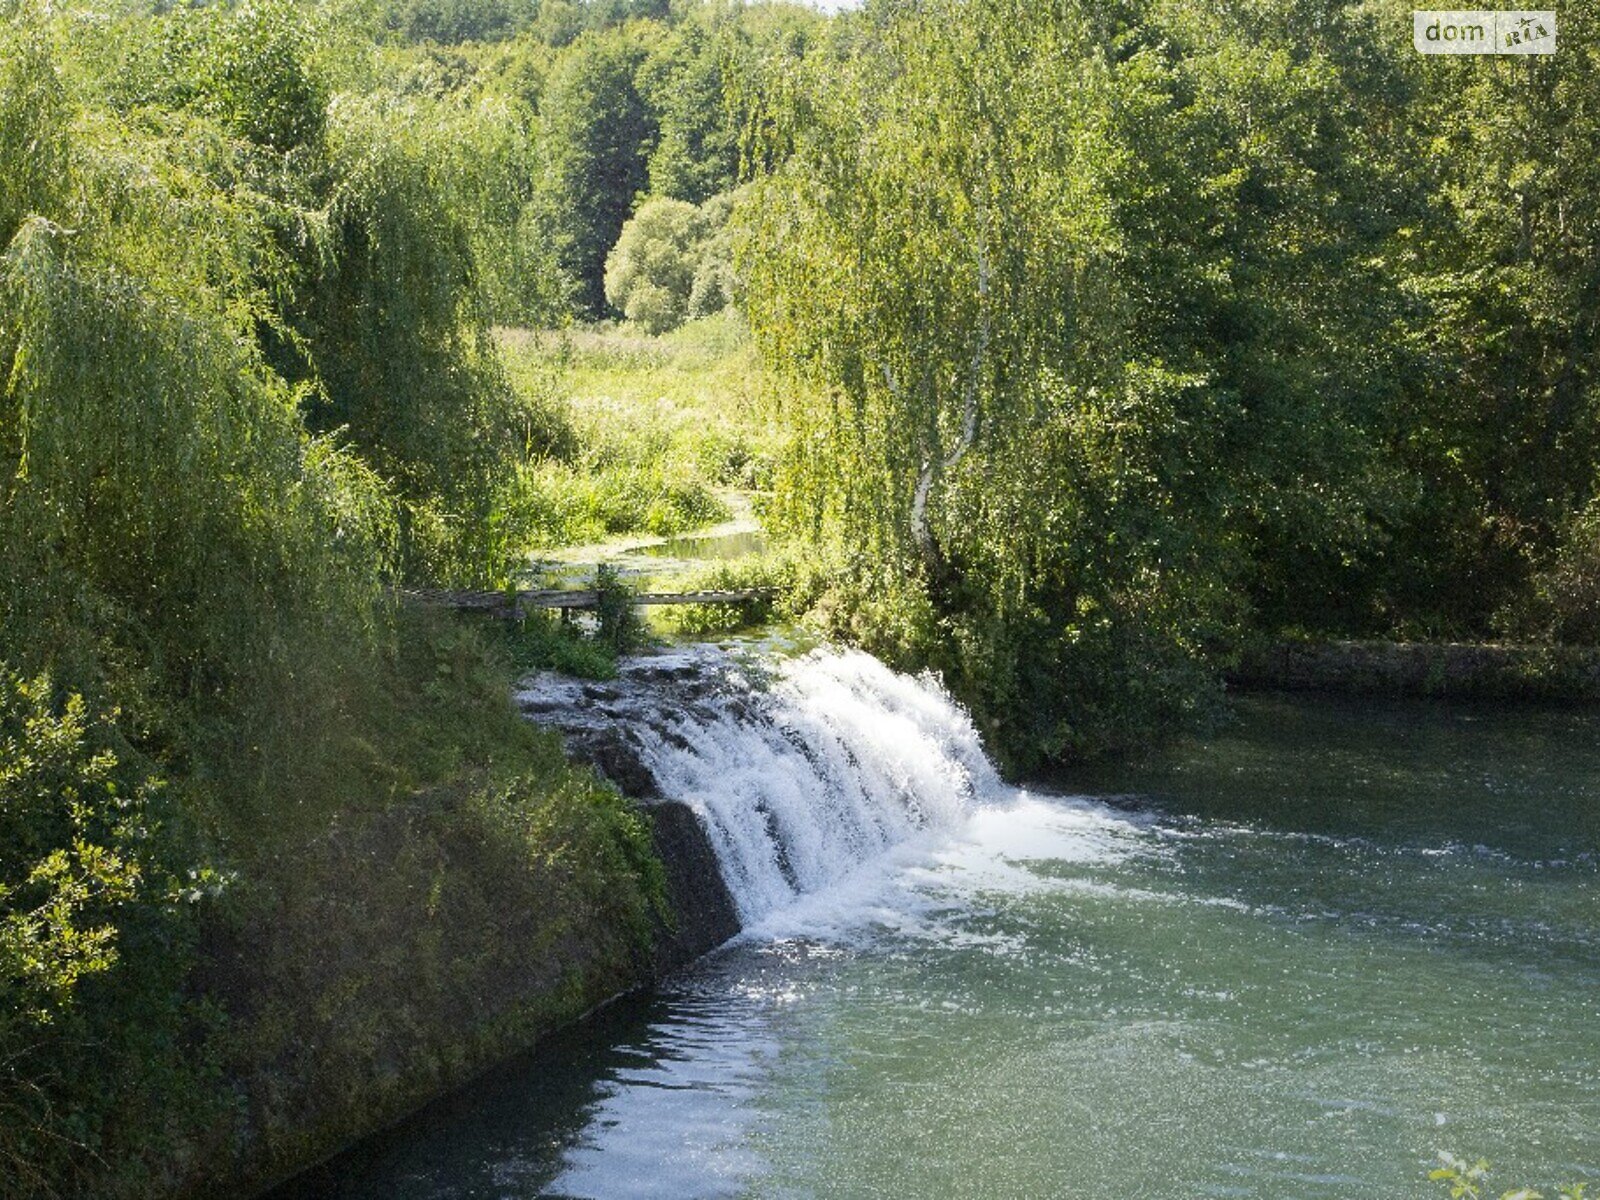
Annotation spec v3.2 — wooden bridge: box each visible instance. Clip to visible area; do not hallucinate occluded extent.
[401,587,774,619]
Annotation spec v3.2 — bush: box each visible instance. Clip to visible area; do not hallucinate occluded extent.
[198,0,328,153]
[1512,497,1600,645]
[0,672,204,1200]
[499,611,620,680]
[1431,1152,1588,1200]
[593,564,649,655]
[603,192,737,334]
[0,676,151,1029]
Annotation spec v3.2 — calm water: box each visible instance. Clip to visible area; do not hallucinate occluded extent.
[283,693,1600,1199]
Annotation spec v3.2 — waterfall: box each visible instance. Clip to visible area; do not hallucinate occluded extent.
[518,646,1005,924]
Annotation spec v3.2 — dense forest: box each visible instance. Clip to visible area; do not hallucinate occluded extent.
[748,0,1600,766]
[1,0,1596,1194]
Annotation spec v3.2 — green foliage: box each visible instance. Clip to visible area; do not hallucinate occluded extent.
[0,21,67,249]
[200,0,329,152]
[2,207,393,733]
[96,0,329,154]
[0,13,677,1196]
[1401,4,1600,636]
[1510,494,1600,644]
[604,192,735,333]
[604,196,702,332]
[298,90,533,584]
[533,26,656,313]
[499,610,620,680]
[0,671,206,1200]
[510,456,729,546]
[0,676,150,1027]
[649,551,797,636]
[740,0,1600,764]
[1431,1151,1589,1200]
[744,0,1266,764]
[385,0,519,45]
[495,321,765,551]
[592,564,648,655]
[637,19,738,203]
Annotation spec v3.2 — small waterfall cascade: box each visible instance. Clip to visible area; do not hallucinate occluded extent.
[518,646,1005,923]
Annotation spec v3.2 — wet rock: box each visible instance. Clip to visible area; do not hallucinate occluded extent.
[517,649,748,967]
[645,799,741,970]
[582,730,661,801]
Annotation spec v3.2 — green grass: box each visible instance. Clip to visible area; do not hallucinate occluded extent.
[644,550,808,637]
[497,313,782,551]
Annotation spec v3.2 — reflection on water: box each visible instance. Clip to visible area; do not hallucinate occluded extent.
[279,695,1600,1200]
[278,978,783,1200]
[637,529,768,562]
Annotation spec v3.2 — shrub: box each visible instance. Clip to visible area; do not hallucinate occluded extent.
[604,192,738,334]
[1431,1152,1588,1200]
[593,565,649,655]
[0,672,202,1199]
[0,676,153,1030]
[1515,497,1600,645]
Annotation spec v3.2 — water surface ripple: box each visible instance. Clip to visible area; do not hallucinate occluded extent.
[282,668,1600,1200]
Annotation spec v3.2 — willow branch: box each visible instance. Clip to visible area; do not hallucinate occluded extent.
[911,226,991,568]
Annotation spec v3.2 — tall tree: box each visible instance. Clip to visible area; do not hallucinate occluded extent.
[743,0,1431,763]
[533,25,656,312]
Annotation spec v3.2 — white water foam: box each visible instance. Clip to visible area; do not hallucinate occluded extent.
[520,646,1159,935]
[641,649,1002,922]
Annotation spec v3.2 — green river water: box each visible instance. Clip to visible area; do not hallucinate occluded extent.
[283,691,1600,1199]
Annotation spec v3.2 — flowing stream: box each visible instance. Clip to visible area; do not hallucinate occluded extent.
[285,645,1600,1199]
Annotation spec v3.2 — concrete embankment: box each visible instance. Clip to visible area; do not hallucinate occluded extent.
[232,737,739,1199]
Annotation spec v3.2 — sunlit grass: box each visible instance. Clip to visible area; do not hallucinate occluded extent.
[496,313,782,552]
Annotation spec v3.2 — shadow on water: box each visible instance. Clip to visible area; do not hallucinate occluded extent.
[270,948,786,1200]
[267,989,666,1199]
[1051,692,1600,862]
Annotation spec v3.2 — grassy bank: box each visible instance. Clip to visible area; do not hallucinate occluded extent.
[2,599,667,1199]
[200,608,668,1197]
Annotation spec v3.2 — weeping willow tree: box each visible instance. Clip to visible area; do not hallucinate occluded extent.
[742,0,1218,763]
[1,35,396,724]
[0,20,399,1190]
[70,0,541,588]
[1,10,672,1196]
[288,91,521,585]
[743,0,1421,765]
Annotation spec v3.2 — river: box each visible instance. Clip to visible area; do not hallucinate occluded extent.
[279,648,1600,1199]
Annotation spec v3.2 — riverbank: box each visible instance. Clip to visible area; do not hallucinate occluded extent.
[255,665,1600,1200]
[1228,639,1600,703]
[226,324,779,1198]
[231,784,735,1200]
